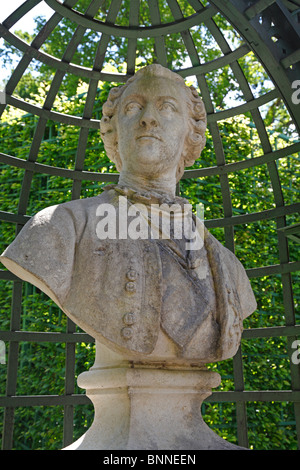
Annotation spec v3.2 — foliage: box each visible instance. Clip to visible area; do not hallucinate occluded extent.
[0,0,299,451]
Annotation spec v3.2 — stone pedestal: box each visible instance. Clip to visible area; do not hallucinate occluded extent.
[64,342,245,450]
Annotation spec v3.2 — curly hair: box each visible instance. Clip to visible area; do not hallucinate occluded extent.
[100,64,207,182]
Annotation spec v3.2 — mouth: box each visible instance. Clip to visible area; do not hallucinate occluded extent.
[136,134,162,141]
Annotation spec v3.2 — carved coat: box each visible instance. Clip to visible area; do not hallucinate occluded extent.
[0,185,256,362]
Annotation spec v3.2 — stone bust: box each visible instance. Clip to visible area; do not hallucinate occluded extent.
[0,64,256,365]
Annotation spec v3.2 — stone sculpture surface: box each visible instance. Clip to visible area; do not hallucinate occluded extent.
[0,64,256,450]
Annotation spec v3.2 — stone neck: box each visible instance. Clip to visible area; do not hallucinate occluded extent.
[103,183,189,208]
[118,171,177,199]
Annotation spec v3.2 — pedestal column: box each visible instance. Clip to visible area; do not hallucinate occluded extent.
[64,342,244,450]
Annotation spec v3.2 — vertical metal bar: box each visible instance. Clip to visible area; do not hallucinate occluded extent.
[63,318,76,448]
[148,0,168,67]
[233,347,249,447]
[127,0,140,74]
[167,0,201,66]
[2,279,23,450]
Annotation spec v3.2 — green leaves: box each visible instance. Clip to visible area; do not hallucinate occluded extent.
[0,1,299,449]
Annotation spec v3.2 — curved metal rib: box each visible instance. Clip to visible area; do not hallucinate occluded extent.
[44,0,217,38]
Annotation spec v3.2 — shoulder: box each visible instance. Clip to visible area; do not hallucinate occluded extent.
[26,190,113,233]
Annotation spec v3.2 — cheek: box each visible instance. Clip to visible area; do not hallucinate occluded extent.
[118,121,135,149]
[166,119,188,146]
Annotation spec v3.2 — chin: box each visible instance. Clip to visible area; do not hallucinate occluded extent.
[131,151,164,167]
[127,160,170,180]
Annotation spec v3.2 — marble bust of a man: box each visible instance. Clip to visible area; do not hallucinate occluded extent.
[0,64,256,365]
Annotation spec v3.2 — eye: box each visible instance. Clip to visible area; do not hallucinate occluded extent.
[159,101,177,113]
[125,101,143,115]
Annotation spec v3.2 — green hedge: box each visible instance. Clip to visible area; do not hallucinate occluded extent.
[0,80,299,449]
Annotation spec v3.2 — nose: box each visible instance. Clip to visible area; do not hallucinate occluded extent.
[139,103,158,128]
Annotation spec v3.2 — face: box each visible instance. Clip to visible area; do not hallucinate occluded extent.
[116,74,189,178]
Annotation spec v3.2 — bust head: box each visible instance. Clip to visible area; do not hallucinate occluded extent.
[100,64,207,183]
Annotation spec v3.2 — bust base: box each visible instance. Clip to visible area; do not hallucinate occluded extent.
[63,344,245,450]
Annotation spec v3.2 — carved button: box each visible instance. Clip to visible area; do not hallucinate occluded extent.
[121,327,133,340]
[125,281,136,293]
[123,313,136,325]
[126,269,137,281]
[93,246,106,256]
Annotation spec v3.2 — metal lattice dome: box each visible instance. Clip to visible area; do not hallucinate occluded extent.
[0,0,300,450]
